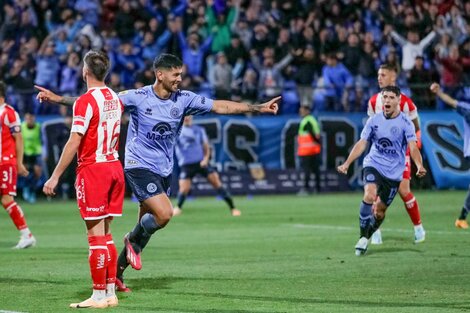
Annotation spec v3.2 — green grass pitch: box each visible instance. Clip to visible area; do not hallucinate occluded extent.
[0,191,469,312]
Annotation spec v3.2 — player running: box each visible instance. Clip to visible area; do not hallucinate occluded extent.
[42,51,124,308]
[338,85,426,256]
[173,115,241,216]
[367,63,426,244]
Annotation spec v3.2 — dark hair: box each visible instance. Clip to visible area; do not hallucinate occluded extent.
[0,81,5,98]
[379,63,397,72]
[83,50,110,81]
[381,85,401,97]
[153,53,183,71]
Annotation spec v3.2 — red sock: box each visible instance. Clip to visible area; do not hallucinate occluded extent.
[105,233,117,284]
[4,201,27,230]
[401,193,421,225]
[88,235,108,290]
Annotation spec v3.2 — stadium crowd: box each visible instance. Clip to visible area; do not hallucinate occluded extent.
[0,0,470,116]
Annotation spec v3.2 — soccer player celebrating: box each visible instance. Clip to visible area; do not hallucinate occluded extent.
[430,83,470,229]
[36,53,279,292]
[367,63,426,244]
[173,115,241,217]
[0,81,36,249]
[337,85,426,256]
[41,51,125,309]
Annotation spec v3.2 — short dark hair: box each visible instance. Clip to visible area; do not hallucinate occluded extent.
[83,50,110,81]
[0,81,5,98]
[379,63,397,72]
[153,53,183,71]
[381,85,401,97]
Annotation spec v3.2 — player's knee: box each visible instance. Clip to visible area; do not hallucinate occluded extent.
[374,210,385,220]
[363,192,376,204]
[1,196,13,207]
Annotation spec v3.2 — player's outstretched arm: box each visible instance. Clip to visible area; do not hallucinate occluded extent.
[35,85,77,106]
[211,96,280,115]
[43,133,82,196]
[409,141,427,178]
[337,139,368,175]
[430,83,458,109]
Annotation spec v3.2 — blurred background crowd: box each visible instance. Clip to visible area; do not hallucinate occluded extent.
[1,0,469,116]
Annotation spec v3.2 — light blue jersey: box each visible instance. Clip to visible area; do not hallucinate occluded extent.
[361,112,416,181]
[457,101,470,157]
[175,125,208,166]
[118,86,213,176]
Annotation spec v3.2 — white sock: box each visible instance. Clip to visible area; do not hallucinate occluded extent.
[106,283,115,297]
[91,289,106,301]
[20,228,31,238]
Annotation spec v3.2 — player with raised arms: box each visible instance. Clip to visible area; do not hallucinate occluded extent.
[36,53,280,292]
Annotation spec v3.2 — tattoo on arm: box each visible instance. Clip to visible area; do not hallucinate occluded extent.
[59,96,78,106]
[248,104,263,113]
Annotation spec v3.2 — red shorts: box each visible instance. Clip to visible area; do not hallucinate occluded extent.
[403,153,411,180]
[0,164,17,196]
[75,161,124,220]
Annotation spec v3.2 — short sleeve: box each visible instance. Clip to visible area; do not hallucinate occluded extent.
[360,117,374,141]
[71,96,93,135]
[118,90,135,107]
[6,109,21,134]
[182,90,213,115]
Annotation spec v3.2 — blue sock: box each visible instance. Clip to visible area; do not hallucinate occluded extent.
[139,213,162,250]
[460,190,470,220]
[359,201,373,238]
[177,192,186,208]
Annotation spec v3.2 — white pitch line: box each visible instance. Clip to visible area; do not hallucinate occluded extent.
[0,310,28,313]
[292,223,462,235]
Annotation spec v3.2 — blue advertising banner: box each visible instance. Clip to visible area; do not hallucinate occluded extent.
[420,111,470,189]
[41,111,469,195]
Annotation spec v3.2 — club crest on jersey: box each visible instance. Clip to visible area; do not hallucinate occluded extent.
[390,126,399,136]
[146,122,173,141]
[147,183,157,193]
[170,107,179,118]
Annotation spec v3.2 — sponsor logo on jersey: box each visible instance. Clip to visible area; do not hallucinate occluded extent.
[146,122,173,141]
[375,138,397,155]
[145,108,152,115]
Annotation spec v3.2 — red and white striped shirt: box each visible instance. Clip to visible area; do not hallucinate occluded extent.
[367,92,418,120]
[0,103,21,166]
[72,87,123,170]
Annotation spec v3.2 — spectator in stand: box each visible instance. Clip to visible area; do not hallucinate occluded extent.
[205,0,240,53]
[322,53,354,111]
[177,26,213,86]
[59,52,81,96]
[34,35,60,93]
[232,68,258,105]
[407,56,436,109]
[293,45,322,108]
[114,1,135,41]
[4,57,36,115]
[435,44,467,107]
[251,47,294,102]
[116,42,145,88]
[390,26,437,72]
[141,30,171,63]
[223,34,249,79]
[212,52,232,99]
